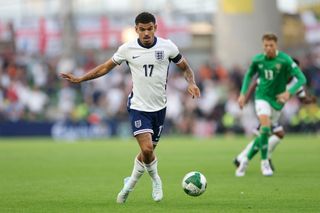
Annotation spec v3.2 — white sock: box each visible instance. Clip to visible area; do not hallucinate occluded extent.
[125,157,145,191]
[268,135,281,158]
[261,159,269,166]
[237,141,254,161]
[144,157,160,181]
[242,156,248,163]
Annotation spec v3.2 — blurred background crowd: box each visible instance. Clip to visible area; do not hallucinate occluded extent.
[0,0,320,139]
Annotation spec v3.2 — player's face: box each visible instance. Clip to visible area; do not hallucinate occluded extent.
[135,22,157,46]
[263,39,277,58]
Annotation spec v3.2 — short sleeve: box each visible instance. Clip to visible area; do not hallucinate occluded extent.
[168,40,182,64]
[112,44,127,65]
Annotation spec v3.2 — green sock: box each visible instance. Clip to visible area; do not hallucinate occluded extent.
[260,126,271,160]
[247,137,260,160]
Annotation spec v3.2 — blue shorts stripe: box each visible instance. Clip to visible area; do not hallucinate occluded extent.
[133,129,154,136]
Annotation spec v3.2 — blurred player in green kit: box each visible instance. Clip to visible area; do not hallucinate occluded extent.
[236,33,306,177]
[233,58,316,173]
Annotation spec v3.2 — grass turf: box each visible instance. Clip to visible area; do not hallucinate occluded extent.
[0,134,319,212]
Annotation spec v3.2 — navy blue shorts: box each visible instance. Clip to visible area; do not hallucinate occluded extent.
[128,107,166,144]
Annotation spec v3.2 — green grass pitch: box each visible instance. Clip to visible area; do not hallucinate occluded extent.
[0,134,319,212]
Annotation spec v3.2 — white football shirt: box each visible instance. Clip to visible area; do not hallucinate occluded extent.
[112,37,183,112]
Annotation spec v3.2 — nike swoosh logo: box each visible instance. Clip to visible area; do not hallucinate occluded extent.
[132,55,140,59]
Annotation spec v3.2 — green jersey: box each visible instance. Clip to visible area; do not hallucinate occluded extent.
[240,51,306,110]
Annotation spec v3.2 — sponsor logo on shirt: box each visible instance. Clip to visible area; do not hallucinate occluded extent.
[132,55,141,59]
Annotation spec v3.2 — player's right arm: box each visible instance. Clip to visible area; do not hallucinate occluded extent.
[244,77,258,104]
[295,85,317,104]
[238,59,257,109]
[299,93,317,104]
[60,59,117,83]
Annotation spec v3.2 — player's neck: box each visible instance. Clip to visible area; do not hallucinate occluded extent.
[137,37,157,49]
[265,50,279,59]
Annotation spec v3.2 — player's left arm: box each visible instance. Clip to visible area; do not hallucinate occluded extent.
[277,60,306,103]
[288,69,306,95]
[176,58,201,98]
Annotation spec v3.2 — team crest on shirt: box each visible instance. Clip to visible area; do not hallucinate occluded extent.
[258,64,263,69]
[155,50,164,61]
[275,63,282,72]
[134,120,142,128]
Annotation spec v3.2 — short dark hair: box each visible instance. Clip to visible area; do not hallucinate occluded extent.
[262,33,278,42]
[135,12,156,25]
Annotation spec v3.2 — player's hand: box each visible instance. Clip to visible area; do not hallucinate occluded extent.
[238,94,246,109]
[187,83,201,99]
[244,94,250,104]
[60,72,82,83]
[277,91,290,104]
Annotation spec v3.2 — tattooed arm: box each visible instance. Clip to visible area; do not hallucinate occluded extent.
[176,58,201,98]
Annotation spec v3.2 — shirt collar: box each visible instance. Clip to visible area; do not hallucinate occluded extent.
[137,37,157,49]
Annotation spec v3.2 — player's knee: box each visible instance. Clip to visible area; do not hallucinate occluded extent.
[141,146,154,158]
[275,131,285,139]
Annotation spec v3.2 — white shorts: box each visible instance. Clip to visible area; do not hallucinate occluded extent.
[255,100,282,127]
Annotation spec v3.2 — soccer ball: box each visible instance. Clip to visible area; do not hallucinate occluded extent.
[182,171,207,196]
